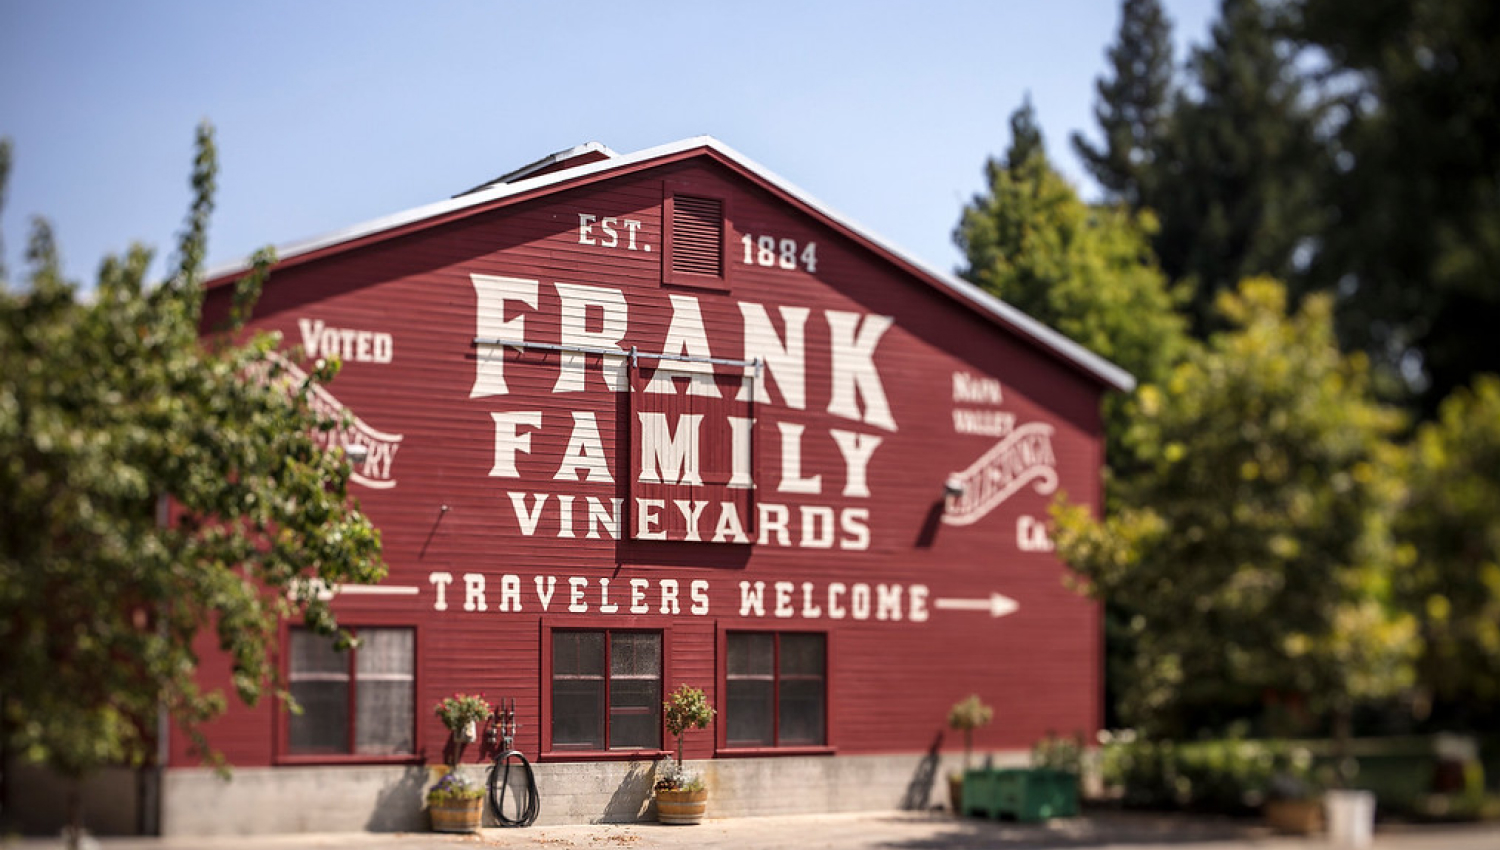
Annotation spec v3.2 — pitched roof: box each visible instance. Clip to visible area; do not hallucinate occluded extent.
[204,137,1134,393]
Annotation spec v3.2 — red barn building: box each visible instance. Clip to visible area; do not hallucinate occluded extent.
[159,138,1131,833]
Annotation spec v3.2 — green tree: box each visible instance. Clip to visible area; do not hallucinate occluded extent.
[1395,376,1500,716]
[0,126,385,839]
[1295,0,1500,413]
[955,99,1187,397]
[1071,0,1177,210]
[1152,0,1326,335]
[956,103,1189,728]
[1053,279,1414,737]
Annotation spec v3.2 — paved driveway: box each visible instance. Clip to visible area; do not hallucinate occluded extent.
[11,811,1500,850]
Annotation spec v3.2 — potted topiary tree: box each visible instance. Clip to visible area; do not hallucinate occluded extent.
[947,694,993,814]
[429,693,491,832]
[654,684,716,825]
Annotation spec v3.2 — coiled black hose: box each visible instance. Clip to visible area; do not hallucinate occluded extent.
[487,749,540,827]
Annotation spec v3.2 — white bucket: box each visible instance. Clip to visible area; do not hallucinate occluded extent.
[1324,789,1375,848]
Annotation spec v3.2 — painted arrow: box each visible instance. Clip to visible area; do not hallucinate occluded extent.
[932,592,1020,618]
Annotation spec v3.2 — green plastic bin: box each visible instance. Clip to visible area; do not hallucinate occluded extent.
[961,767,1078,822]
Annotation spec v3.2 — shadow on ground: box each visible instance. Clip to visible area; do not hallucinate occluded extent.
[870,810,1275,849]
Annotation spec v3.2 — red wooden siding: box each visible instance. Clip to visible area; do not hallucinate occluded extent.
[177,152,1108,775]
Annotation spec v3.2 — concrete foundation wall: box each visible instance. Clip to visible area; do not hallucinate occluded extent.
[161,750,1033,835]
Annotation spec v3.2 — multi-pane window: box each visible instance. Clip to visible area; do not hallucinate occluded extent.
[551,630,662,751]
[725,631,826,747]
[287,627,414,756]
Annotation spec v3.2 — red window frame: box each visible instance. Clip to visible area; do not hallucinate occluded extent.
[539,618,672,761]
[275,624,421,766]
[716,626,835,756]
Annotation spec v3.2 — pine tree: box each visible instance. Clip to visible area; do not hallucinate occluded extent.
[1071,0,1176,210]
[1296,0,1500,413]
[956,99,1186,396]
[1152,0,1326,335]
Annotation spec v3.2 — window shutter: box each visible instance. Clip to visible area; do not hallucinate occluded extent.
[670,195,723,277]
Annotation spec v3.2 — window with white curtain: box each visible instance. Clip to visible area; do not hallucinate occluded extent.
[288,627,414,756]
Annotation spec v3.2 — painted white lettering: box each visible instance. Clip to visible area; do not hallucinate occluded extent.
[470,274,538,398]
[490,413,541,477]
[1018,514,1055,552]
[637,412,704,485]
[758,503,790,546]
[463,573,487,612]
[777,422,821,493]
[673,499,709,542]
[801,582,823,618]
[629,578,650,614]
[598,577,618,614]
[298,318,324,357]
[643,295,721,397]
[736,302,808,409]
[577,212,597,245]
[953,409,1017,437]
[851,583,872,620]
[299,319,391,364]
[800,505,835,548]
[586,497,621,540]
[828,582,847,619]
[499,574,522,613]
[600,217,618,248]
[623,219,642,250]
[553,282,627,393]
[568,577,589,613]
[830,429,882,497]
[840,508,871,551]
[909,584,930,622]
[727,416,755,488]
[659,578,680,615]
[826,310,896,431]
[774,581,795,618]
[429,571,453,612]
[690,580,710,616]
[557,494,575,539]
[953,372,1004,404]
[534,576,557,611]
[508,491,548,536]
[636,498,666,540]
[556,411,613,482]
[712,501,750,544]
[876,584,902,621]
[739,580,766,617]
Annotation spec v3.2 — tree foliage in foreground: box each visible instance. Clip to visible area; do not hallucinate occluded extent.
[1052,280,1415,736]
[955,99,1188,398]
[0,125,386,786]
[1395,376,1500,711]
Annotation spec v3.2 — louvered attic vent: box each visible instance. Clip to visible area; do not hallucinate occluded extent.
[670,195,723,277]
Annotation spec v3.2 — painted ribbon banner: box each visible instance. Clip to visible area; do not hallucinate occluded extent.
[250,352,404,489]
[941,421,1058,526]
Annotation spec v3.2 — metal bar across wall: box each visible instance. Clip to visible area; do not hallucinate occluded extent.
[472,337,762,373]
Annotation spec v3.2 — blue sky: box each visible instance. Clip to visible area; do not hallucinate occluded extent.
[0,1,1215,286]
